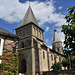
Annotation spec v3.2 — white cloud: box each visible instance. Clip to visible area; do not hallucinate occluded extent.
[0,0,28,23]
[45,26,49,31]
[45,39,49,43]
[58,6,63,10]
[0,0,66,27]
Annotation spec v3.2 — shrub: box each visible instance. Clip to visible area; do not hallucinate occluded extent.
[72,71,75,74]
[51,62,62,72]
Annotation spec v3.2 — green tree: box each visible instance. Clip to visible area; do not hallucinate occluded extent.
[63,49,72,57]
[61,56,75,69]
[61,6,75,55]
[51,62,62,72]
[71,56,75,69]
[0,48,18,75]
[61,59,69,69]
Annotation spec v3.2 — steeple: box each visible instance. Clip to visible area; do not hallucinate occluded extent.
[19,6,39,27]
[53,29,61,43]
[52,29,63,54]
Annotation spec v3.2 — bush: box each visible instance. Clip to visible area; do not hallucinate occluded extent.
[51,62,62,72]
[61,59,69,68]
[72,71,75,74]
[71,56,75,68]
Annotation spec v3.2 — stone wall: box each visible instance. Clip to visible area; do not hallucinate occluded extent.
[18,48,32,74]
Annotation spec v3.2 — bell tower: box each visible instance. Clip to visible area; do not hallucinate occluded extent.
[16,5,44,75]
[52,29,63,54]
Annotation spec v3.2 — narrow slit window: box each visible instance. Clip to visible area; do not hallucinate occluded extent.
[43,51,45,59]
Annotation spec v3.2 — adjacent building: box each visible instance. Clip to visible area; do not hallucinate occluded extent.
[0,27,18,62]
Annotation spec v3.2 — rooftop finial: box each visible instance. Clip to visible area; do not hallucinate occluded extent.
[54,25,57,32]
[54,29,57,32]
[29,2,31,6]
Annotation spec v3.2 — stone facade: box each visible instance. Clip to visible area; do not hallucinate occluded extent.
[16,6,65,75]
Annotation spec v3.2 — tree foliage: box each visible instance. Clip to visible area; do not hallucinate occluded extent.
[0,48,18,75]
[63,49,72,57]
[71,56,75,68]
[61,56,75,69]
[61,59,69,68]
[61,6,75,55]
[51,62,62,72]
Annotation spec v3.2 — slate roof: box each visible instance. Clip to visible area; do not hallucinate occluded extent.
[50,49,65,57]
[0,27,18,38]
[19,6,39,27]
[53,29,61,42]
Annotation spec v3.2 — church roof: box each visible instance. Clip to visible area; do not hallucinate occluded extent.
[53,29,61,43]
[0,27,18,38]
[19,6,39,27]
[0,27,13,35]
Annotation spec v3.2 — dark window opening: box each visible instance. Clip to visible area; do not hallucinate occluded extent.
[21,59,26,73]
[43,51,45,59]
[57,48,59,51]
[59,57,61,62]
[20,42,24,48]
[51,55,53,61]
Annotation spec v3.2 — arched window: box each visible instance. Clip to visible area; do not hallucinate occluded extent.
[54,55,57,62]
[51,55,53,61]
[57,48,59,51]
[43,51,45,59]
[21,59,26,73]
[59,56,61,62]
[20,42,24,48]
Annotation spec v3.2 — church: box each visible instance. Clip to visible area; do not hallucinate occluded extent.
[0,5,65,75]
[15,6,65,75]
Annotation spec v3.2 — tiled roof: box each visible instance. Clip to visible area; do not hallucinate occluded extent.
[0,27,18,38]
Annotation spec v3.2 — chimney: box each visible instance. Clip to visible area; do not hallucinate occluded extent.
[13,29,14,34]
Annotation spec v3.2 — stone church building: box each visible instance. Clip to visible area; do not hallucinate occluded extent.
[15,6,65,75]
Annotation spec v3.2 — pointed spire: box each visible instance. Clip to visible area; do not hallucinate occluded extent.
[19,5,39,27]
[53,29,61,43]
[29,2,30,6]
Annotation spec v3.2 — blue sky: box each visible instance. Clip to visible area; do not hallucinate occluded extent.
[0,0,75,48]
